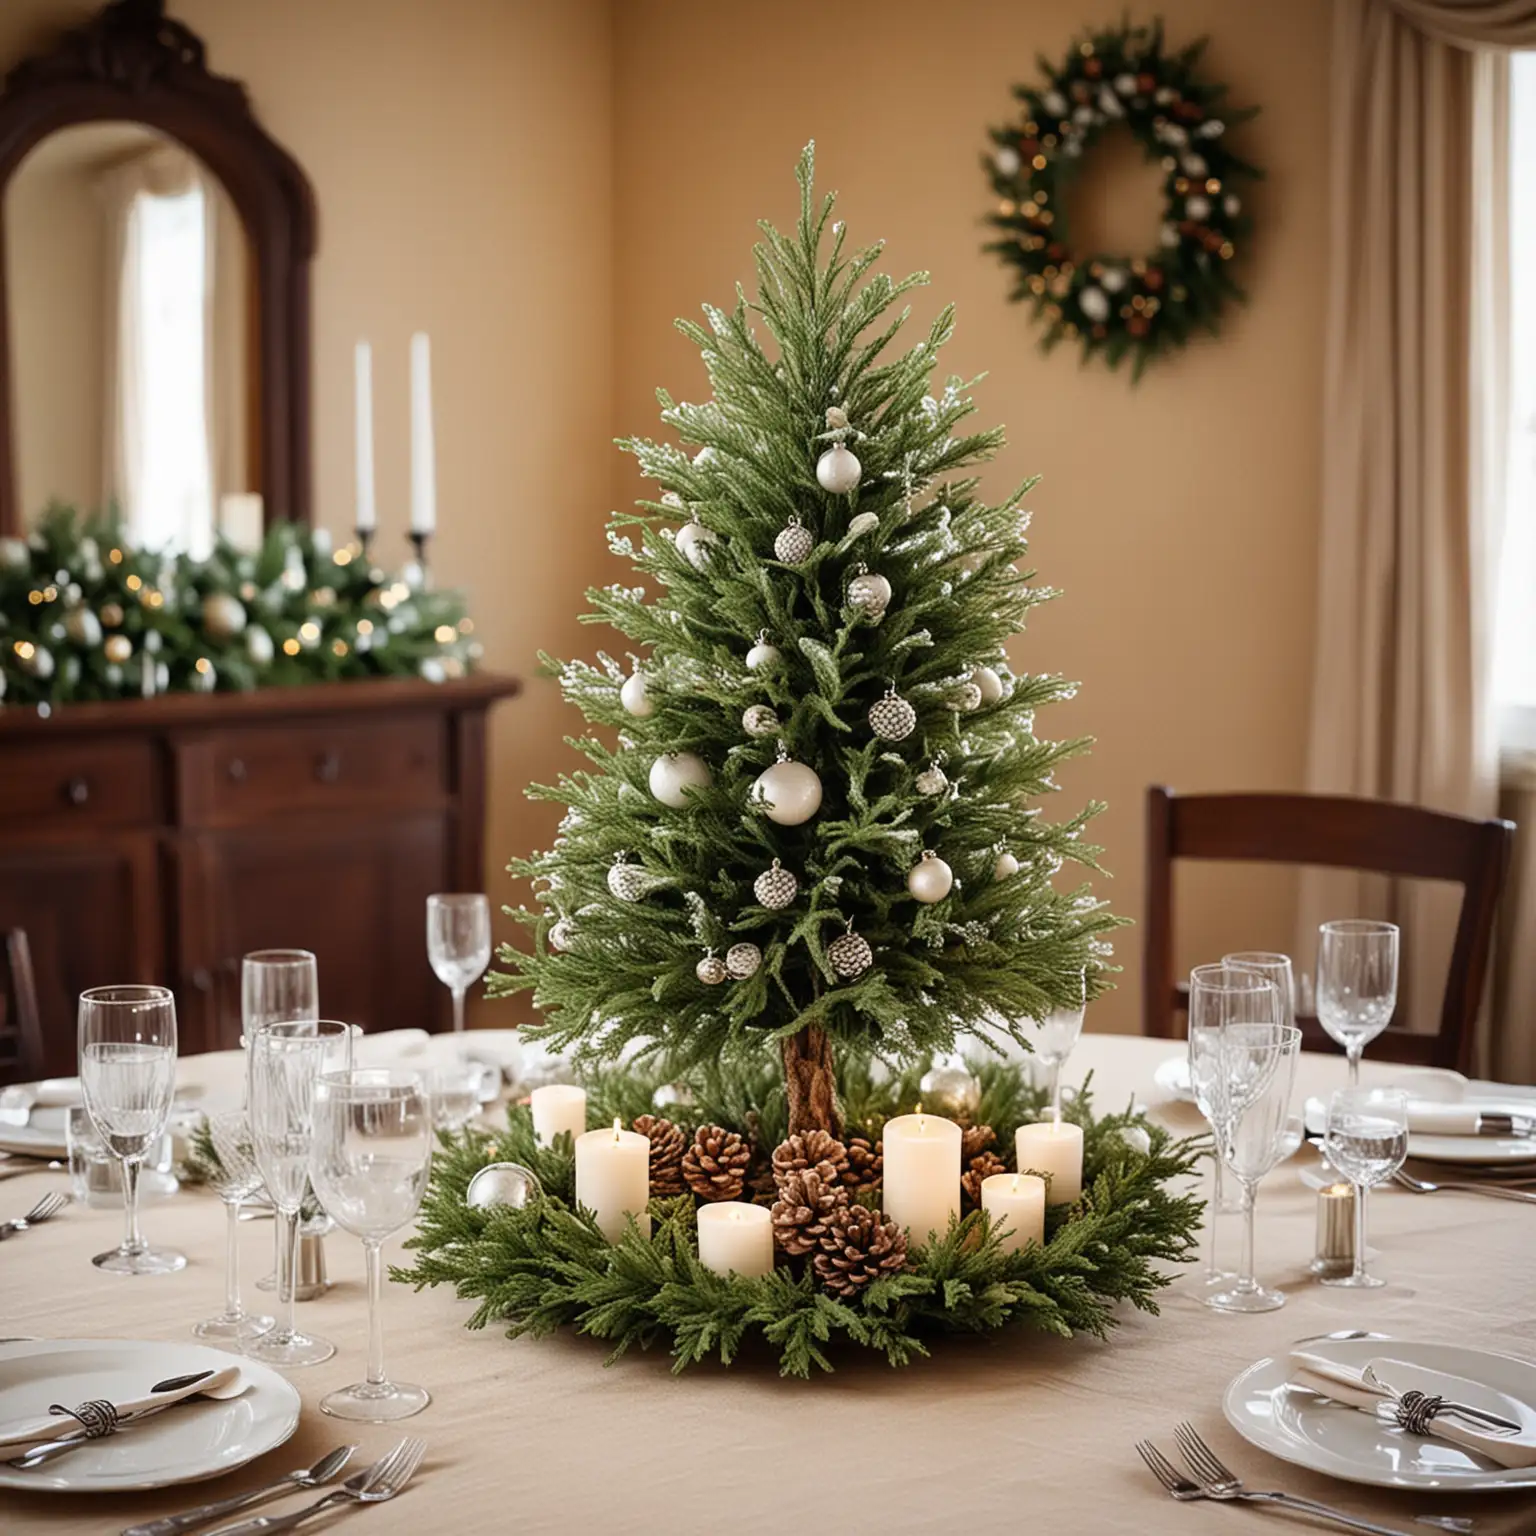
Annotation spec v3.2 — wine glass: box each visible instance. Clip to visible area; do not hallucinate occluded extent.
[194,1110,273,1341]
[1187,964,1280,1290]
[1207,1023,1301,1313]
[426,894,491,1035]
[1033,969,1086,1123]
[241,949,318,1042]
[310,1069,434,1420]
[246,1020,352,1366]
[79,985,185,1275]
[427,1064,483,1133]
[1222,952,1295,1028]
[1316,920,1399,1086]
[1322,1086,1408,1289]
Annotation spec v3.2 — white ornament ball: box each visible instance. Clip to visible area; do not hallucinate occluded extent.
[907,851,954,904]
[466,1162,541,1211]
[745,638,782,672]
[21,644,54,679]
[1184,194,1211,222]
[915,764,949,797]
[676,521,718,570]
[620,670,654,717]
[1099,267,1128,294]
[753,859,798,909]
[64,608,101,647]
[1181,154,1208,177]
[773,519,814,564]
[549,916,577,953]
[847,570,892,618]
[993,145,1021,176]
[751,758,823,825]
[725,942,762,980]
[0,536,29,570]
[994,849,1021,881]
[1198,118,1225,138]
[156,661,169,691]
[696,953,728,986]
[1098,88,1123,119]
[201,591,247,641]
[1160,223,1181,249]
[1118,1125,1152,1158]
[827,930,874,981]
[815,444,862,495]
[1071,104,1095,126]
[1043,89,1069,117]
[847,510,880,539]
[1113,72,1138,96]
[742,703,780,738]
[1223,193,1242,217]
[970,665,1005,706]
[245,626,274,666]
[103,634,133,665]
[649,751,712,808]
[1078,285,1111,324]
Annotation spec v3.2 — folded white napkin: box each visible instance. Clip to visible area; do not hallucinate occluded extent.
[351,1029,432,1067]
[0,1078,79,1113]
[1290,1351,1536,1468]
[0,1363,245,1458]
[1405,1100,1531,1136]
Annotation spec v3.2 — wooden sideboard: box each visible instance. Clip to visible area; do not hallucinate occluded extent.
[0,674,518,1077]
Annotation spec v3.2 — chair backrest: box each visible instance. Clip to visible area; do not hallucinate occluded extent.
[0,929,45,1087]
[1142,787,1515,1075]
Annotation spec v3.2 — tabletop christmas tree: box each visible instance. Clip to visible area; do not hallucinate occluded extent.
[498,143,1119,1137]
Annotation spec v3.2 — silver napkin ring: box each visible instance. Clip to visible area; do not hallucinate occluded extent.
[48,1399,119,1438]
[1393,1390,1444,1437]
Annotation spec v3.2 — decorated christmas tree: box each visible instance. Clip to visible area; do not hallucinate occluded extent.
[497,144,1120,1136]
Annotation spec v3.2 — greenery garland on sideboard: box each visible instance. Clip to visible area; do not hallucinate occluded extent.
[0,506,476,708]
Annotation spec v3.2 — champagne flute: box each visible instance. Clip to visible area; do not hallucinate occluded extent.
[194,1110,272,1341]
[310,1069,434,1420]
[1187,964,1280,1290]
[426,893,492,1036]
[1033,969,1086,1123]
[241,949,318,1042]
[1316,920,1399,1086]
[1322,1086,1408,1289]
[246,1020,351,1366]
[1207,1023,1301,1313]
[1222,952,1295,1028]
[78,985,185,1275]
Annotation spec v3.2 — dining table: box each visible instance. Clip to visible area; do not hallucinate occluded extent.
[2,1031,1534,1536]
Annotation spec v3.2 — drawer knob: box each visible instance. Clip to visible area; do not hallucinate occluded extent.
[226,758,247,783]
[64,777,90,806]
[315,751,341,784]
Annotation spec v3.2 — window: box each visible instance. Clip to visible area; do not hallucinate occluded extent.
[1495,52,1536,751]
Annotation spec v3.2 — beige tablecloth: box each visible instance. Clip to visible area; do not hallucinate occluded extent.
[3,1035,1534,1535]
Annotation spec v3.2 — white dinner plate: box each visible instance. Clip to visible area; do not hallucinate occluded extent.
[0,1339,300,1493]
[1224,1335,1536,1491]
[0,1105,70,1159]
[1153,1053,1193,1103]
[1303,1093,1536,1167]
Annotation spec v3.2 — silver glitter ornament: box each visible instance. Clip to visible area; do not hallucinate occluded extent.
[742,703,780,738]
[607,856,654,902]
[753,858,798,909]
[725,942,762,979]
[915,763,949,796]
[773,518,814,564]
[549,917,577,953]
[868,686,917,742]
[696,951,728,985]
[827,928,874,980]
[919,1056,981,1120]
[846,566,892,620]
[466,1162,543,1211]
[949,680,984,712]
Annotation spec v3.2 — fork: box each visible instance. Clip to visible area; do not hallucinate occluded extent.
[0,1190,69,1238]
[205,1437,425,1535]
[1172,1422,1474,1534]
[1393,1169,1536,1204]
[1137,1432,1415,1535]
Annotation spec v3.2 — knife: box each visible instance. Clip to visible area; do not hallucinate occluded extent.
[1362,1360,1526,1434]
[6,1371,217,1468]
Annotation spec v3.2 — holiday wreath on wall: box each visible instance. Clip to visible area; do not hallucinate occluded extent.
[983,19,1261,378]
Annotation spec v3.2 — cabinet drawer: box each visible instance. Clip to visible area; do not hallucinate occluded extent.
[0,740,160,831]
[177,714,447,826]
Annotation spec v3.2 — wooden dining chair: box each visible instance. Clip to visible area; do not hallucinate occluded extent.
[0,928,46,1087]
[1143,787,1515,1076]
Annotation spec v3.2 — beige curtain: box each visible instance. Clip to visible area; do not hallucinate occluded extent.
[1300,0,1536,1073]
[201,169,250,529]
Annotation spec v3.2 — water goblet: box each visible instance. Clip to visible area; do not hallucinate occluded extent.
[78,985,185,1275]
[310,1069,434,1420]
[1321,1086,1408,1289]
[1033,969,1086,1123]
[426,893,491,1036]
[1316,920,1399,1086]
[194,1111,273,1342]
[1206,1023,1301,1313]
[245,1019,351,1366]
[427,1064,483,1133]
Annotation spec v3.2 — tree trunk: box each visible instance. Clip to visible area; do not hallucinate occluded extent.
[781,1024,842,1138]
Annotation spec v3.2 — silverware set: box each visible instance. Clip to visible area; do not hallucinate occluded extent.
[0,1189,68,1238]
[1137,1421,1473,1536]
[122,1445,359,1535]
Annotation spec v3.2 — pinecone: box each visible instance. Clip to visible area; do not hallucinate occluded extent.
[845,1134,883,1192]
[770,1167,848,1255]
[962,1150,1008,1209]
[682,1124,752,1201]
[771,1129,849,1191]
[632,1114,687,1198]
[961,1123,997,1162]
[813,1202,909,1297]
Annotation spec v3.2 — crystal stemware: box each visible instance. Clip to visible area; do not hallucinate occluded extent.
[426,1064,484,1133]
[426,894,491,1036]
[310,1069,434,1420]
[241,949,319,1042]
[245,1019,351,1366]
[1033,969,1086,1123]
[78,985,185,1275]
[1316,920,1399,1086]
[1206,1022,1301,1313]
[1321,1086,1409,1289]
[194,1110,273,1341]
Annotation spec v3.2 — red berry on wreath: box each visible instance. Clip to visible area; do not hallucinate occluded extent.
[1047,242,1068,262]
[1137,71,1157,92]
[1127,316,1149,338]
[1143,269,1165,292]
[1020,138,1039,156]
[1084,57,1103,78]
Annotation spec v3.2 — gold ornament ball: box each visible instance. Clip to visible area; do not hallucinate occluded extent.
[103,634,133,665]
[100,602,124,628]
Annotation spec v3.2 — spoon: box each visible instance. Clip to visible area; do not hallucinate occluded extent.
[122,1445,359,1535]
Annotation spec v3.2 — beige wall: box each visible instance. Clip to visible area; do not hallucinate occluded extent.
[611,0,1331,1033]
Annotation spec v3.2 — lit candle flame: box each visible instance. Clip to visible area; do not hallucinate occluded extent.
[916,1101,925,1131]
[611,1116,622,1142]
[1011,1174,1021,1194]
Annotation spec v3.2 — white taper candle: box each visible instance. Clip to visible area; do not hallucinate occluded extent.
[409,331,436,534]
[354,341,376,532]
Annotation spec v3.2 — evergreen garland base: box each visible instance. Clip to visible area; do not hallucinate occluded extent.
[393,1057,1203,1378]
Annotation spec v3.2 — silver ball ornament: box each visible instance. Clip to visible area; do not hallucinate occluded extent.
[919,1058,981,1120]
[847,570,892,619]
[994,849,1021,881]
[245,626,274,666]
[466,1162,542,1211]
[20,644,53,679]
[620,670,653,717]
[696,952,728,985]
[608,858,655,902]
[815,444,862,494]
[1078,285,1111,324]
[725,942,762,980]
[549,916,577,952]
[915,764,949,797]
[773,518,814,564]
[750,757,822,825]
[201,591,247,642]
[675,521,718,570]
[64,608,101,647]
[753,859,798,909]
[827,929,873,980]
[907,851,954,904]
[868,688,916,742]
[971,665,1005,705]
[993,144,1021,176]
[649,751,712,808]
[742,704,780,738]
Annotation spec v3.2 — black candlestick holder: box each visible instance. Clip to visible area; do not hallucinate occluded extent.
[407,530,432,589]
[354,526,374,563]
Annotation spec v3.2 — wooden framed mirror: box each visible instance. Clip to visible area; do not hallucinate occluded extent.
[0,0,315,543]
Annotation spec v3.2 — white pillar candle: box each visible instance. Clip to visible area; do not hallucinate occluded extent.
[980,1171,1046,1254]
[530,1084,586,1148]
[574,1118,650,1242]
[882,1110,962,1242]
[218,492,263,553]
[1015,1119,1084,1205]
[696,1201,773,1277]
[354,341,376,532]
[409,331,436,534]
